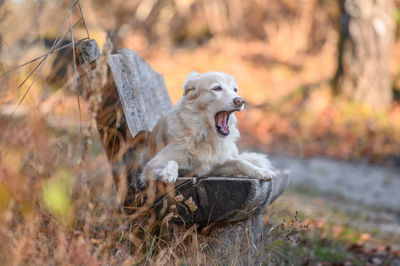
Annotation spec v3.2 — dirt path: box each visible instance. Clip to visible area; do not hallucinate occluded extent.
[270,155,400,212]
[269,155,400,246]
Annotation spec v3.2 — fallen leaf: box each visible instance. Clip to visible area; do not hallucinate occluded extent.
[360,233,371,243]
[175,194,184,202]
[184,197,198,213]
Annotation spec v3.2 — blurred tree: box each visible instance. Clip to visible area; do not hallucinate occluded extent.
[336,0,395,109]
[0,0,4,52]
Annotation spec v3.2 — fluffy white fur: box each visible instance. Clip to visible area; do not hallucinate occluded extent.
[140,71,275,183]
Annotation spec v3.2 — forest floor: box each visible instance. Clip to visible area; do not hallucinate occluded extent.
[263,155,400,265]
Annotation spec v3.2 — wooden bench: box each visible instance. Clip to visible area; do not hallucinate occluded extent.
[76,39,289,264]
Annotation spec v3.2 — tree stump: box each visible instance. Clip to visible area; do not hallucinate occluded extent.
[75,39,289,264]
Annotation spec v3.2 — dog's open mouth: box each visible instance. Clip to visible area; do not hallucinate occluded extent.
[215,111,234,136]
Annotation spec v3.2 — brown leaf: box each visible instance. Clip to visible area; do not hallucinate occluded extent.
[184,197,198,213]
[175,194,184,202]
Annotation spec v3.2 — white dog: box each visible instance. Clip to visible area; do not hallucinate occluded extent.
[139,71,275,183]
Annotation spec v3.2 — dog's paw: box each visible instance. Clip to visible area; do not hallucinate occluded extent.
[253,168,275,181]
[159,161,179,183]
[262,168,275,180]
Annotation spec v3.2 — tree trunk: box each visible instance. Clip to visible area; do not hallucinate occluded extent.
[336,0,395,109]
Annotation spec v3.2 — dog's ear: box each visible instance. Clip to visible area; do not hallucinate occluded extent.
[182,71,200,96]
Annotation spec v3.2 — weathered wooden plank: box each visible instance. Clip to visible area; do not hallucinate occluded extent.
[108,49,172,137]
[76,39,101,65]
[168,170,289,224]
[74,40,143,206]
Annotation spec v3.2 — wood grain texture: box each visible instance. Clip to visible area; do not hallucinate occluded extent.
[76,39,101,65]
[108,49,172,137]
[166,170,289,224]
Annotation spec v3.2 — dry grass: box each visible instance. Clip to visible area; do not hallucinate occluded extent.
[0,38,215,265]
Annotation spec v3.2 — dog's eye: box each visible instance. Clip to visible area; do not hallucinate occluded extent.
[212,86,223,92]
[234,88,238,93]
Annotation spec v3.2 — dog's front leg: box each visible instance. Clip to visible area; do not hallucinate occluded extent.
[140,145,183,183]
[142,159,179,183]
[211,159,274,181]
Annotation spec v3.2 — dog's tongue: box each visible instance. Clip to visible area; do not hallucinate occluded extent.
[216,112,229,134]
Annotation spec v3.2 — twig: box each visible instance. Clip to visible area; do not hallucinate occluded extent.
[69,5,82,136]
[77,0,90,40]
[0,18,84,79]
[7,9,72,119]
[0,0,84,145]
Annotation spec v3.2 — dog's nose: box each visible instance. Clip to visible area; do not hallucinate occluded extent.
[233,97,245,107]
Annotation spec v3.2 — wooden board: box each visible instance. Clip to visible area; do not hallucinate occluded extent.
[169,171,289,224]
[108,49,172,137]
